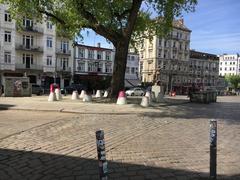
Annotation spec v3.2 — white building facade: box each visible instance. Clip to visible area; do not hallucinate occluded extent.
[125,51,140,87]
[219,54,240,77]
[74,43,114,90]
[0,4,74,89]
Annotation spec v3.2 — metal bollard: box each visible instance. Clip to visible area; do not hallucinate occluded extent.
[210,119,217,179]
[96,129,108,180]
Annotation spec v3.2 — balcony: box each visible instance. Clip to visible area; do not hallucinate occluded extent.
[0,63,15,71]
[56,66,71,72]
[43,66,55,73]
[15,63,43,70]
[56,49,71,56]
[15,44,43,53]
[16,25,44,34]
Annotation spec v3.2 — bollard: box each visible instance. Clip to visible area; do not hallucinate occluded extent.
[96,130,108,180]
[210,119,217,179]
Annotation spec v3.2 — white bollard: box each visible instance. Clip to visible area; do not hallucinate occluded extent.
[79,90,86,99]
[48,92,56,102]
[71,91,79,100]
[95,90,102,98]
[103,90,108,97]
[83,94,92,102]
[55,88,62,101]
[145,91,152,105]
[140,96,149,107]
[116,91,127,105]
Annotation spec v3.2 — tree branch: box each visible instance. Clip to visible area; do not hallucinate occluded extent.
[124,0,143,40]
[38,10,66,25]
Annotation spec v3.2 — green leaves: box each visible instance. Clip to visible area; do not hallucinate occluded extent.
[225,75,240,89]
[3,0,197,45]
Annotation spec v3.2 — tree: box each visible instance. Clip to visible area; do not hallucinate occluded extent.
[225,75,240,89]
[2,0,197,98]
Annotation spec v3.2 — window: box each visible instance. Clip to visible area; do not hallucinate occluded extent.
[106,64,112,73]
[60,58,69,70]
[106,51,111,61]
[97,51,102,60]
[23,35,34,48]
[220,67,222,71]
[78,48,85,58]
[131,56,135,61]
[23,18,33,28]
[47,21,53,29]
[230,62,232,65]
[22,54,34,64]
[4,52,11,63]
[88,49,94,59]
[230,67,232,71]
[5,11,11,22]
[61,41,69,52]
[233,67,235,70]
[47,56,52,66]
[47,37,53,48]
[77,62,85,71]
[4,31,11,42]
[225,62,227,65]
[88,63,94,72]
[233,62,235,65]
[225,67,227,71]
[131,67,135,74]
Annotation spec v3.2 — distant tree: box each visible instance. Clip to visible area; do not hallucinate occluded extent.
[2,0,197,98]
[225,75,240,89]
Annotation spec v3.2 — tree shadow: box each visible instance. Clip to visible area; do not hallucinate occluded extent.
[0,148,239,180]
[140,101,240,124]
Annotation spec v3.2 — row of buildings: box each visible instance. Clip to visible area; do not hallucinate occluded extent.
[0,4,229,94]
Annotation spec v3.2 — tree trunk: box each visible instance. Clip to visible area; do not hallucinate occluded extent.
[110,40,130,99]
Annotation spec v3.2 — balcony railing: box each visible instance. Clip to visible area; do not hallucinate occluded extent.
[15,44,43,53]
[56,66,71,72]
[15,63,43,70]
[16,25,44,34]
[0,63,15,71]
[56,49,71,56]
[43,66,55,73]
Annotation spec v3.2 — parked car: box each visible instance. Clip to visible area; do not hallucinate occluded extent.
[61,84,87,94]
[32,84,44,95]
[126,87,145,96]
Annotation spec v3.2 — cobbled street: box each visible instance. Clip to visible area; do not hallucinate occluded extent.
[0,96,239,180]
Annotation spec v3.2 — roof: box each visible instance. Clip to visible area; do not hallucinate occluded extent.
[74,43,114,51]
[190,50,219,60]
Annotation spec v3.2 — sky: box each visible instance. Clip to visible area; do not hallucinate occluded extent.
[78,0,240,55]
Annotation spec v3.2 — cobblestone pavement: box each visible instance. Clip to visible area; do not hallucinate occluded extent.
[0,96,240,179]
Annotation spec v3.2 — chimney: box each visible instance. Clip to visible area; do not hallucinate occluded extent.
[97,43,101,48]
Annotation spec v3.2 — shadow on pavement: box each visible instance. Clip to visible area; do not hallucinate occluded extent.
[0,148,239,180]
[0,104,15,111]
[141,101,240,123]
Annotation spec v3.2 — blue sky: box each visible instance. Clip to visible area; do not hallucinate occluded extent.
[79,0,240,55]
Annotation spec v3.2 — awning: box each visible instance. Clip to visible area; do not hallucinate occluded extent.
[124,79,141,88]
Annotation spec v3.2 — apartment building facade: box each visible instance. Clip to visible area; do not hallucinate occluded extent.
[189,50,219,89]
[0,4,73,89]
[139,19,191,94]
[219,54,240,77]
[74,43,114,90]
[125,51,140,87]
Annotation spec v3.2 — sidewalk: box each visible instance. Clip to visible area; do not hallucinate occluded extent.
[0,95,190,114]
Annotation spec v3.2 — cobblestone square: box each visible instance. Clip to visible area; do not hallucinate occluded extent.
[0,96,239,179]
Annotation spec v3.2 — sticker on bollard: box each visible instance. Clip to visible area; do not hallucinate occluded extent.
[96,129,108,180]
[210,119,217,180]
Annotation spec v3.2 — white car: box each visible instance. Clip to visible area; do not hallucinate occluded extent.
[126,88,145,96]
